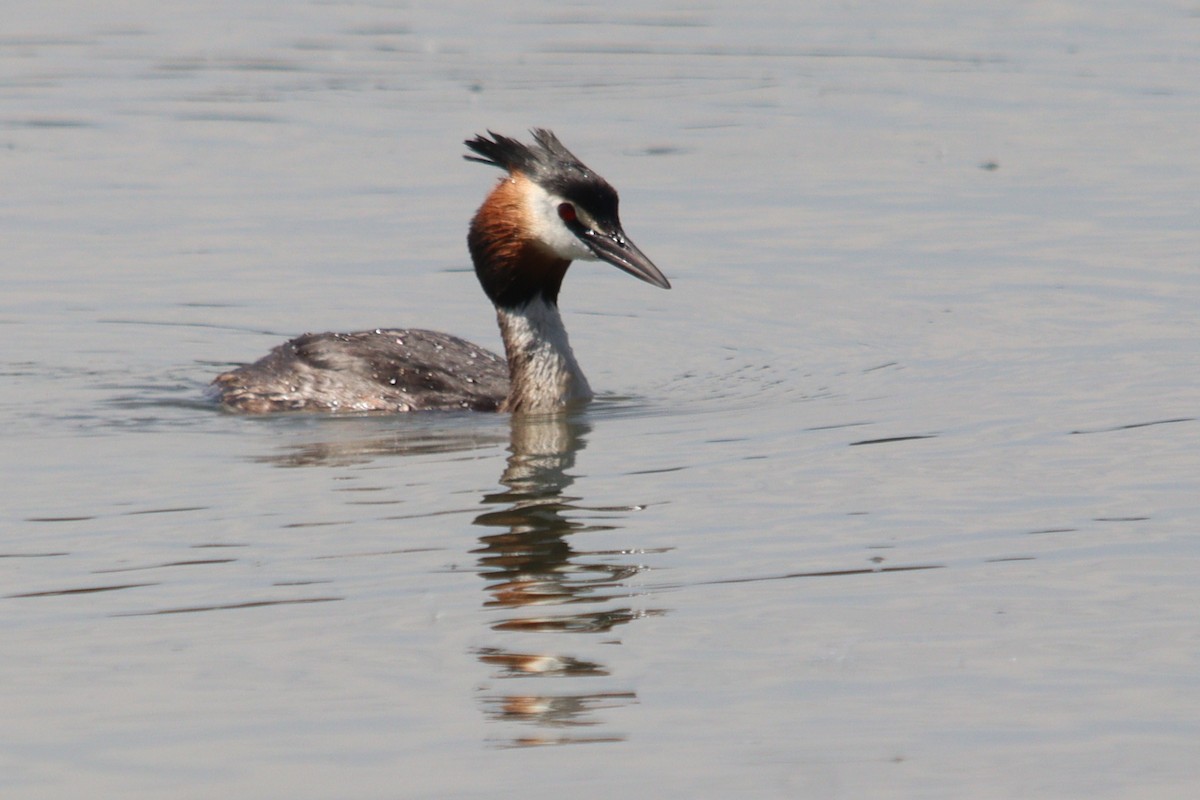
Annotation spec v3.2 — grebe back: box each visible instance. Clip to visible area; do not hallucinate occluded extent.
[211,129,669,414]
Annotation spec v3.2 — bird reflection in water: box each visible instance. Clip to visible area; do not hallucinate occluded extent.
[249,411,663,747]
[472,413,664,747]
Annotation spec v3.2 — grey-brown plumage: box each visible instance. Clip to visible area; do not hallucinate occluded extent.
[213,330,508,413]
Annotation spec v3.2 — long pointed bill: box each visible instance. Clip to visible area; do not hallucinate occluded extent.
[580,228,671,290]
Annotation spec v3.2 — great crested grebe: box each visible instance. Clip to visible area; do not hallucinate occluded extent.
[212,129,670,414]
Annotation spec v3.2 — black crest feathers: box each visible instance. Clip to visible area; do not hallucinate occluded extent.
[463,128,593,183]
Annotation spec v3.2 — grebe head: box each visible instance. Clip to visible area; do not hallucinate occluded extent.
[464,129,670,307]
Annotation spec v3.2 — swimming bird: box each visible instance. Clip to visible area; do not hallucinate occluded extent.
[212,129,669,414]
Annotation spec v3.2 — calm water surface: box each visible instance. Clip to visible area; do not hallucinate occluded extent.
[3,1,1199,797]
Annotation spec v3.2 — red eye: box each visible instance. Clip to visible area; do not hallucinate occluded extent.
[557,202,577,222]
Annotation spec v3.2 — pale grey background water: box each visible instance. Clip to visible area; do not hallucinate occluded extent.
[3,1,1199,797]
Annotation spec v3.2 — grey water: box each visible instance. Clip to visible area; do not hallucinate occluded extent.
[3,1,1199,797]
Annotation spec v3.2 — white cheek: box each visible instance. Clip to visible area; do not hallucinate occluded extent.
[524,182,596,262]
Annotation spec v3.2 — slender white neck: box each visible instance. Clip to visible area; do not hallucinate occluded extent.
[496,297,593,412]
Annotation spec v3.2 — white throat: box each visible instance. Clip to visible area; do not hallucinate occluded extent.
[496,297,593,412]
